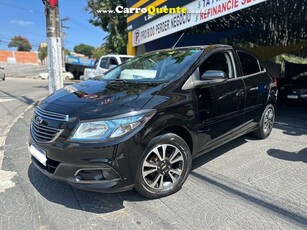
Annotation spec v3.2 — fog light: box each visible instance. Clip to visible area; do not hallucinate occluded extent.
[76,170,104,181]
[75,167,120,181]
[102,168,119,180]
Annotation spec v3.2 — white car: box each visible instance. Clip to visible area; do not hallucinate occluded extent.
[0,67,5,81]
[38,71,74,81]
[82,54,134,81]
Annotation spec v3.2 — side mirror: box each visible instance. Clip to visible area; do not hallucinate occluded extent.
[182,69,227,90]
[201,70,226,81]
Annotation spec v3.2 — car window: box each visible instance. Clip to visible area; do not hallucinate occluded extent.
[199,52,233,78]
[109,58,118,65]
[99,57,109,69]
[102,49,203,83]
[237,51,261,76]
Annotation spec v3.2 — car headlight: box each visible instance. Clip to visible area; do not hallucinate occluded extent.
[71,109,156,141]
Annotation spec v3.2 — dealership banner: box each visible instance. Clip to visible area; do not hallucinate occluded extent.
[132,0,266,47]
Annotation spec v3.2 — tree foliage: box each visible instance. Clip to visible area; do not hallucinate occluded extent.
[86,0,128,54]
[38,46,47,62]
[92,46,106,59]
[64,49,71,55]
[8,35,32,51]
[74,43,95,57]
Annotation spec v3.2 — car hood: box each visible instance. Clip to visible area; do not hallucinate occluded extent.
[40,80,163,120]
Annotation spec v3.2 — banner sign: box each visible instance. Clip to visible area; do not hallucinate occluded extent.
[127,0,192,31]
[132,0,266,47]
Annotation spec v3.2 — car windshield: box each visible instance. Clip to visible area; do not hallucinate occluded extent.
[101,49,203,83]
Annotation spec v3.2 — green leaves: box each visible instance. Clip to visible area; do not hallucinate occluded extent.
[86,0,128,54]
[74,44,95,57]
[8,35,32,51]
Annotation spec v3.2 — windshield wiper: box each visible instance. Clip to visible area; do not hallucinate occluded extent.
[111,79,129,83]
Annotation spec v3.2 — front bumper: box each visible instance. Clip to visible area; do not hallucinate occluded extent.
[29,137,143,193]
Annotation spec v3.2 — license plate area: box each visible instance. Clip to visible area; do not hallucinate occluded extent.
[287,95,298,99]
[29,145,47,166]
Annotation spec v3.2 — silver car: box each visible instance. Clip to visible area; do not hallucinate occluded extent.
[0,67,5,81]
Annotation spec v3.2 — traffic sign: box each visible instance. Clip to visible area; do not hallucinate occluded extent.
[49,0,58,8]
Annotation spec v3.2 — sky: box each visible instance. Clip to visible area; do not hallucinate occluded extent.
[0,0,107,51]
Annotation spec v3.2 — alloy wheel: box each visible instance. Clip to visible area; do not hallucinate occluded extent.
[263,107,274,133]
[141,144,184,190]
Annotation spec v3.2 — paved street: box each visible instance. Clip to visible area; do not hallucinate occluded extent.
[0,78,49,193]
[0,79,307,229]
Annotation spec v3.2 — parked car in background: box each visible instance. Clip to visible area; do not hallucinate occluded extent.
[0,67,5,81]
[279,72,307,103]
[82,54,134,80]
[38,71,74,81]
[29,45,277,198]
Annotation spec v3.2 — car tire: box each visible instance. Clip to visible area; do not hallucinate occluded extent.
[253,104,275,139]
[135,133,192,199]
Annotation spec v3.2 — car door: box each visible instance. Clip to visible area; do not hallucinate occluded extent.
[195,50,246,153]
[236,51,268,127]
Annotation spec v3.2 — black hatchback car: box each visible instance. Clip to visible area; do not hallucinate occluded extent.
[29,45,277,198]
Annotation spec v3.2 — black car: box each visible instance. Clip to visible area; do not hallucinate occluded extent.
[29,45,277,198]
[279,73,307,104]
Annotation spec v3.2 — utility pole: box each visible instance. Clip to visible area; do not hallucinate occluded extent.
[43,0,63,94]
[60,17,70,72]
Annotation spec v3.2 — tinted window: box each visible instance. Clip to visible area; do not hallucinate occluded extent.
[199,52,232,78]
[237,51,261,76]
[99,58,109,69]
[109,58,118,65]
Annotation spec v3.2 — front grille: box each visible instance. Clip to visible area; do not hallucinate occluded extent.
[31,106,68,143]
[31,121,63,143]
[35,106,69,122]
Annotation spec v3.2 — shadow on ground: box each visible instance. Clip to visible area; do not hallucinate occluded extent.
[268,148,307,163]
[27,163,145,214]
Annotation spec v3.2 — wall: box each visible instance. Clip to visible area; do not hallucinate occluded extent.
[0,50,39,64]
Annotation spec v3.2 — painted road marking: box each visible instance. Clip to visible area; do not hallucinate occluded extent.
[0,98,17,103]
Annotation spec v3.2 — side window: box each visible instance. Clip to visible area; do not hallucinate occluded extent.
[199,52,233,78]
[237,51,261,76]
[99,57,109,69]
[109,57,118,66]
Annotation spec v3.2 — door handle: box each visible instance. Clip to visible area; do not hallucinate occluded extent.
[236,90,245,97]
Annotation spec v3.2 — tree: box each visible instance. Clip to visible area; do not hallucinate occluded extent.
[86,0,127,54]
[73,43,94,57]
[8,35,32,51]
[38,46,47,63]
[92,46,106,59]
[64,49,71,55]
